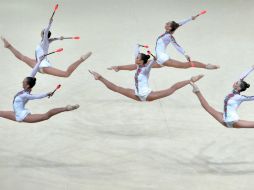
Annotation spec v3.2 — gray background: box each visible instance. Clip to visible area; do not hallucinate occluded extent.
[1,0,254,189]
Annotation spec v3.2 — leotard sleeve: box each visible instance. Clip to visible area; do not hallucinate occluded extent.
[29,59,42,78]
[169,35,186,56]
[20,92,48,100]
[239,67,254,80]
[239,95,254,102]
[177,17,192,26]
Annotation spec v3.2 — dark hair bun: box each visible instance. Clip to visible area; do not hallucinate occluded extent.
[31,78,36,82]
[26,77,37,88]
[140,53,150,64]
[171,21,180,32]
[240,80,250,92]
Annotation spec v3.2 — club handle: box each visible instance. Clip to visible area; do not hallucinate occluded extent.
[50,4,59,19]
[48,90,56,98]
[147,51,156,59]
[63,36,80,40]
[138,44,149,48]
[44,48,63,56]
[48,84,61,98]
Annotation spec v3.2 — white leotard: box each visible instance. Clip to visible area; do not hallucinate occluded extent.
[13,91,48,122]
[134,45,155,101]
[35,20,60,68]
[13,60,48,121]
[223,67,254,123]
[155,17,192,64]
[35,19,52,61]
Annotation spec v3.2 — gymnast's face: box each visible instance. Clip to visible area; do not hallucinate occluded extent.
[233,81,242,91]
[165,22,172,32]
[23,78,29,90]
[135,54,144,65]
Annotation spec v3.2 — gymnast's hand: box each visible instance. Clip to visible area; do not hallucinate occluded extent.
[185,55,191,62]
[47,92,54,98]
[192,15,198,20]
[39,55,46,62]
[107,66,120,72]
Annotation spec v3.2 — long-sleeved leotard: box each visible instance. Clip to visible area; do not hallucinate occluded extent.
[155,17,192,65]
[223,67,254,123]
[35,19,52,61]
[13,90,48,122]
[238,67,254,81]
[35,19,55,69]
[30,56,43,78]
[177,17,192,26]
[134,45,155,101]
[13,59,48,122]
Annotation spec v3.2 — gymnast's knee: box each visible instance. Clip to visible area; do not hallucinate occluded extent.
[62,71,71,78]
[43,112,52,120]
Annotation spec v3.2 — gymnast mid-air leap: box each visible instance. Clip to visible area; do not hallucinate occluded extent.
[90,44,203,102]
[190,65,254,128]
[108,11,219,72]
[0,50,79,123]
[1,4,91,77]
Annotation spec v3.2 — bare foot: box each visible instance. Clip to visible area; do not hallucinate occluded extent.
[89,70,102,80]
[1,36,11,48]
[107,66,119,72]
[190,74,204,83]
[66,104,80,111]
[206,64,220,70]
[81,52,92,61]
